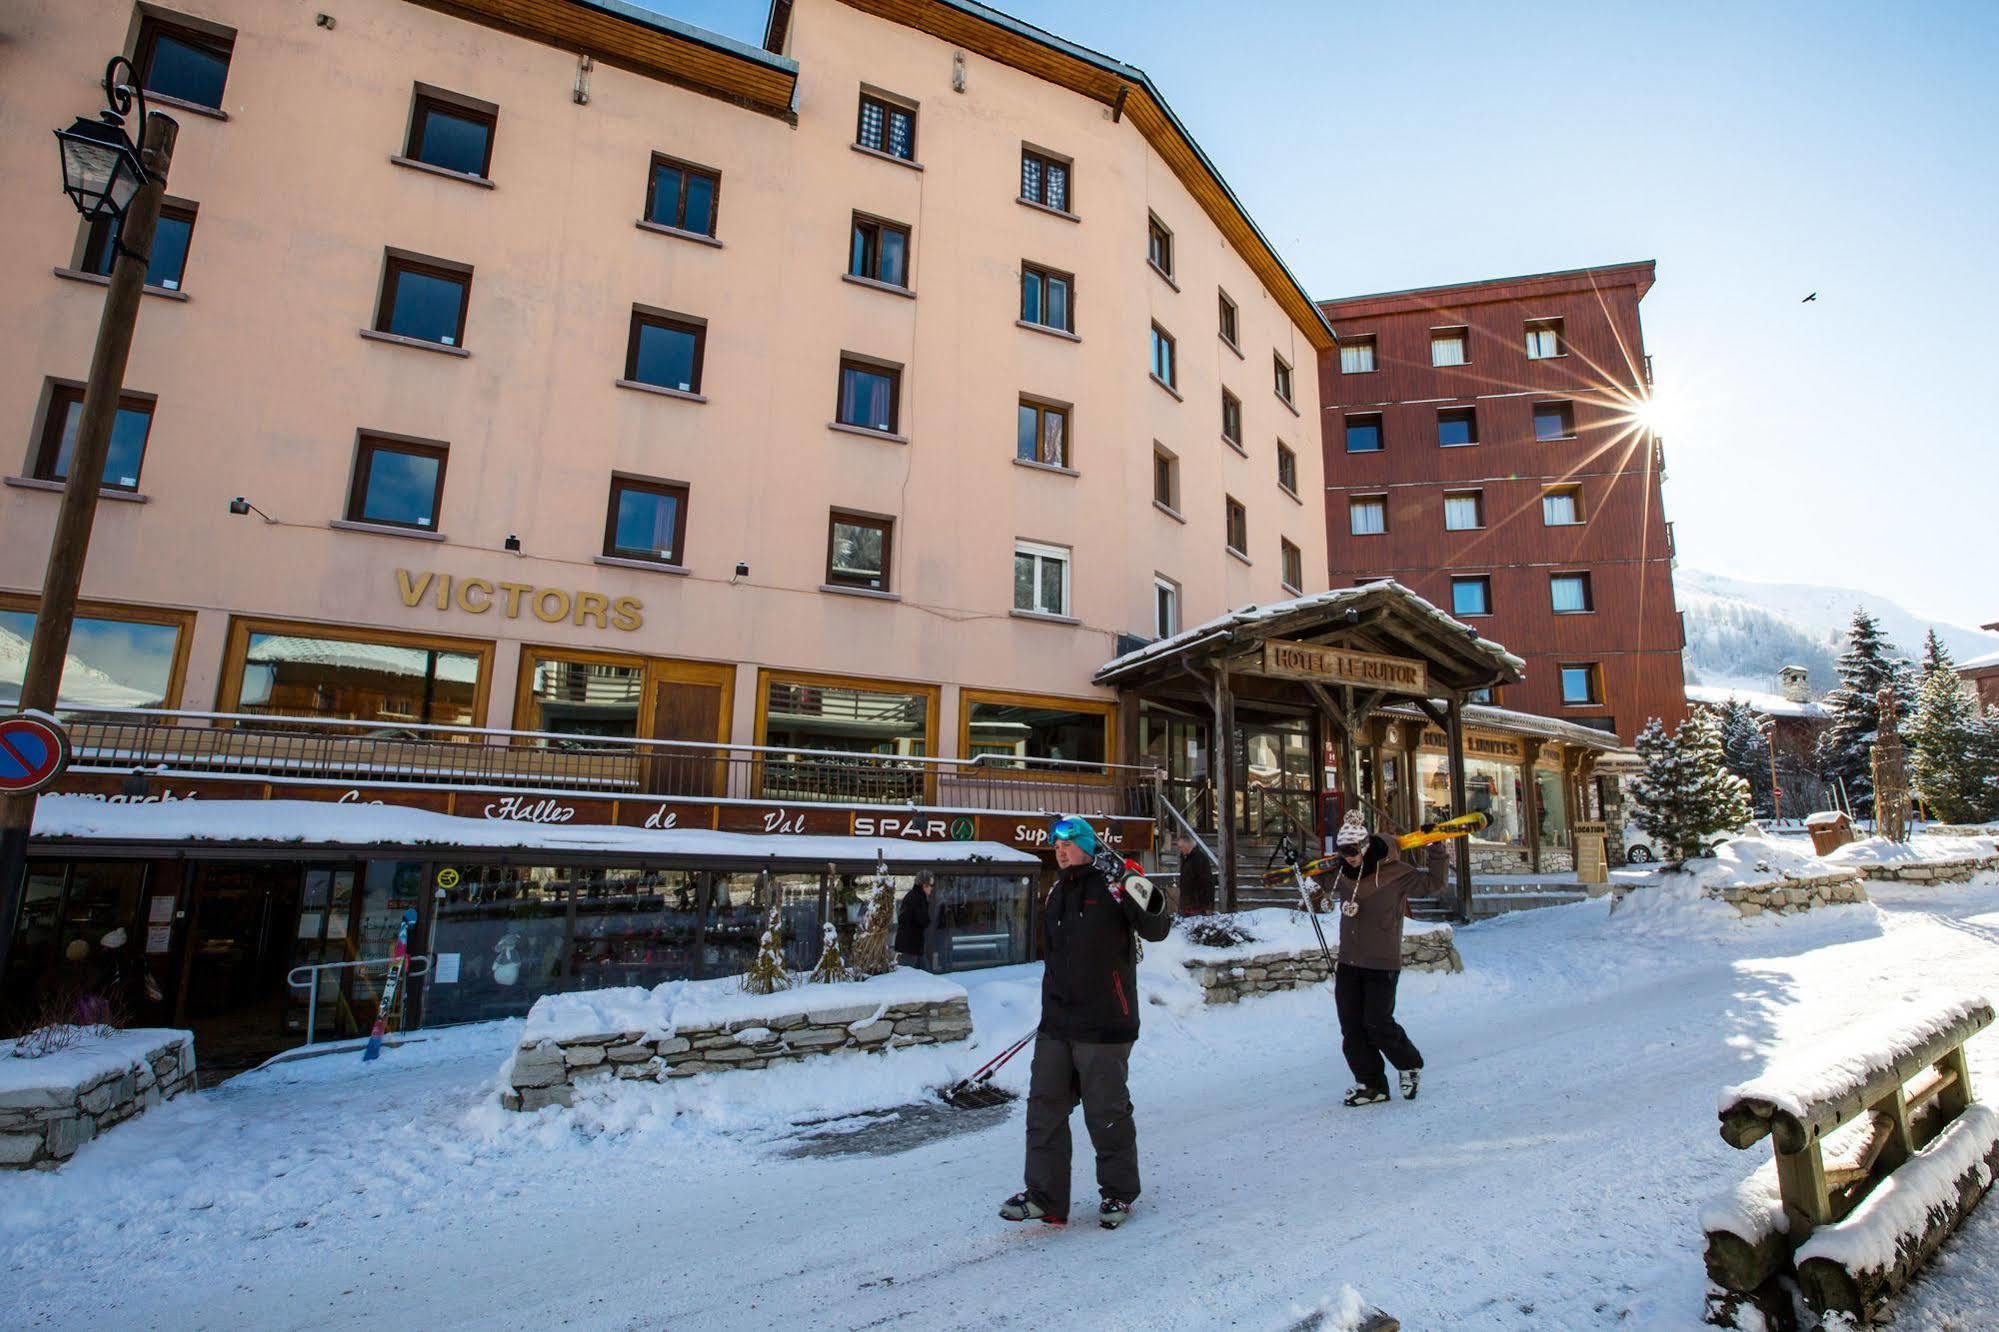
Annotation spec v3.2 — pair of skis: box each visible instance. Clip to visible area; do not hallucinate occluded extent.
[362,908,421,1062]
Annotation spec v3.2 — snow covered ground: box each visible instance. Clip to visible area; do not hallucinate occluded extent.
[7,873,1999,1330]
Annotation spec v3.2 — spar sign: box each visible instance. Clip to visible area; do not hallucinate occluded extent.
[0,712,71,795]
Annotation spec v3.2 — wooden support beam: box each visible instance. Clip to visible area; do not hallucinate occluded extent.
[1445,696,1472,922]
[1214,661,1237,913]
[1521,739,1544,873]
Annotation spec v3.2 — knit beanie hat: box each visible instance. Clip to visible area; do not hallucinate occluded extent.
[1335,810,1371,848]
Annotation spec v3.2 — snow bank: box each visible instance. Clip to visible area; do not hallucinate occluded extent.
[520,969,967,1044]
[1681,836,1829,890]
[1823,835,1999,867]
[31,796,1038,865]
[0,1027,194,1092]
[1796,1103,1999,1273]
[1718,992,1992,1121]
[1150,907,1447,968]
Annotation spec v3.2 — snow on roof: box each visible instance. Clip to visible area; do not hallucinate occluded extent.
[29,797,1040,866]
[1962,648,1999,671]
[1685,684,1828,720]
[1380,700,1628,751]
[1096,581,1525,681]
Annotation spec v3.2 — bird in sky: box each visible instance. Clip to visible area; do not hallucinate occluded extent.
[1802,292,1818,303]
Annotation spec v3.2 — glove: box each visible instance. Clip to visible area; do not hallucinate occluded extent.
[1122,873,1159,912]
[1420,821,1437,834]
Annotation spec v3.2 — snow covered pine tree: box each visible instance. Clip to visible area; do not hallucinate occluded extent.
[1714,698,1774,818]
[1630,711,1753,865]
[1813,608,1911,817]
[807,922,853,984]
[741,905,792,995]
[1907,638,1999,824]
[847,855,899,976]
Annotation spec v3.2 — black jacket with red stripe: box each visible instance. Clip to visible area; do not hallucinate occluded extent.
[1037,859,1172,1044]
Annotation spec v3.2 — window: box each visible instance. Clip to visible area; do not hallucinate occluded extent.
[82,201,196,290]
[836,358,900,433]
[850,215,911,288]
[1349,495,1387,536]
[1281,539,1303,592]
[405,87,497,179]
[136,13,232,110]
[1560,663,1602,706]
[1,596,191,709]
[1431,328,1468,367]
[1340,337,1376,374]
[1218,290,1239,348]
[1534,401,1576,440]
[1345,413,1383,453]
[965,692,1109,769]
[1014,541,1070,617]
[33,383,153,491]
[1153,446,1178,510]
[1017,398,1070,468]
[1467,686,1497,706]
[646,155,720,236]
[624,309,706,394]
[1274,354,1294,405]
[1277,442,1298,494]
[1225,497,1248,555]
[347,433,447,531]
[1221,389,1242,445]
[517,649,646,737]
[1437,407,1478,447]
[1020,147,1071,212]
[375,252,470,347]
[1153,576,1179,638]
[1525,318,1564,360]
[1443,490,1484,531]
[1542,485,1585,525]
[1150,323,1177,389]
[223,620,487,726]
[1450,576,1492,617]
[1020,262,1073,331]
[827,512,893,591]
[1551,572,1594,614]
[762,672,934,761]
[857,91,916,161]
[1147,214,1173,277]
[604,476,689,565]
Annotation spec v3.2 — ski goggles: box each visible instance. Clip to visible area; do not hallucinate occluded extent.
[1049,816,1099,854]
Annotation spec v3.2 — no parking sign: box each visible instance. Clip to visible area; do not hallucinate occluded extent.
[0,712,69,796]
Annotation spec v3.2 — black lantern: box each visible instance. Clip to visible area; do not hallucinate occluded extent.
[53,58,150,227]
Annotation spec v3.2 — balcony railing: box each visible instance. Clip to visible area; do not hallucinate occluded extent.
[51,708,1158,823]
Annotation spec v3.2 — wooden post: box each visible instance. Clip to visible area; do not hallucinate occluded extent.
[1521,739,1544,873]
[1213,661,1237,913]
[1446,696,1472,922]
[1774,1142,1832,1242]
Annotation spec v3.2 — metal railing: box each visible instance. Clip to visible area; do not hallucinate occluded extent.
[285,953,432,1047]
[53,707,1159,820]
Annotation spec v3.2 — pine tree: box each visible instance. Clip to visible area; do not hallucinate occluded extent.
[740,905,792,995]
[1907,644,1999,823]
[847,855,899,976]
[807,922,852,984]
[1630,713,1753,866]
[1813,608,1912,817]
[1920,628,1950,679]
[1713,699,1774,819]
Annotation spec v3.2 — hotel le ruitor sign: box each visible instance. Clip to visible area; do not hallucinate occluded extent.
[1257,637,1429,696]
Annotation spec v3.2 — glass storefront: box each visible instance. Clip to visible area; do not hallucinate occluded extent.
[1,861,155,1032]
[1418,751,1525,845]
[0,607,183,708]
[233,628,482,727]
[522,655,644,737]
[424,866,571,1026]
[965,696,1108,768]
[1535,770,1571,848]
[760,675,931,802]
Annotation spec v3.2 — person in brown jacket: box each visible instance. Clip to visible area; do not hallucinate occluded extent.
[1315,810,1448,1107]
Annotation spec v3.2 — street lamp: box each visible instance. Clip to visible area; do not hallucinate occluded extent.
[1756,716,1782,825]
[0,60,178,994]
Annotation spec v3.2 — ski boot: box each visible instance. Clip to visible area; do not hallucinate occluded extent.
[1400,1069,1421,1101]
[1098,1197,1133,1230]
[1342,1084,1390,1107]
[1000,1192,1066,1227]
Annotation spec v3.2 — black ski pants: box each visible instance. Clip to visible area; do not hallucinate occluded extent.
[1335,963,1423,1092]
[1023,1034,1139,1218]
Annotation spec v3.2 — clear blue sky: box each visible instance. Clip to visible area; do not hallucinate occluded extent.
[649,0,1999,626]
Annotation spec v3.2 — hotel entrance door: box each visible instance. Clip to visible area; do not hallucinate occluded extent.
[179,862,302,1081]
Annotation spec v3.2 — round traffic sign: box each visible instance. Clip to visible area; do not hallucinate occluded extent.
[0,713,70,795]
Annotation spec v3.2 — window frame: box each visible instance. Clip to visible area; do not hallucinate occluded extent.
[1430,326,1469,368]
[825,509,895,592]
[31,380,157,493]
[0,591,195,709]
[1146,213,1174,279]
[1339,336,1377,375]
[849,213,913,290]
[375,249,472,348]
[1560,662,1603,706]
[855,89,918,162]
[81,198,198,291]
[135,11,234,111]
[958,687,1114,780]
[1533,400,1578,441]
[1220,388,1242,447]
[1013,539,1073,617]
[345,431,449,533]
[1442,489,1485,532]
[1524,317,1565,360]
[754,667,940,759]
[216,615,494,725]
[1225,495,1248,557]
[1280,538,1303,593]
[1551,572,1595,615]
[835,355,903,435]
[1019,261,1074,332]
[1449,575,1493,618]
[1152,444,1179,512]
[1153,575,1179,638]
[624,307,708,394]
[1273,353,1294,406]
[1217,289,1240,350]
[644,153,722,237]
[1016,396,1073,469]
[1542,484,1587,526]
[404,84,499,180]
[1150,323,1178,391]
[1344,412,1384,454]
[603,473,691,566]
[1348,494,1388,537]
[1436,406,1479,448]
[1019,145,1074,214]
[1277,441,1298,496]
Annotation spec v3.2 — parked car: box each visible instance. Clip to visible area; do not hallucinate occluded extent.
[1622,821,1656,864]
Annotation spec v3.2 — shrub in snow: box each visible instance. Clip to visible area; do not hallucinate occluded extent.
[807,922,853,984]
[740,906,793,995]
[1182,914,1256,949]
[9,981,129,1058]
[848,858,899,977]
[1630,710,1753,866]
[1814,608,1913,818]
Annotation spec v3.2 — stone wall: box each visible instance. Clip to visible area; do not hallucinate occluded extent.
[1470,844,1573,875]
[1704,869,1868,918]
[1851,853,1998,885]
[1,1032,196,1170]
[502,995,973,1111]
[1185,929,1462,1005]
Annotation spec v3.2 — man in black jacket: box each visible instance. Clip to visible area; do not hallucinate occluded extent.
[1174,831,1217,915]
[1001,816,1171,1230]
[893,870,934,968]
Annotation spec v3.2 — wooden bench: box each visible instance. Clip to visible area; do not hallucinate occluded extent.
[1702,994,1997,1325]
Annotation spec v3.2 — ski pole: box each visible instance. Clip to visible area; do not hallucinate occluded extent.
[945,1028,1035,1098]
[1281,839,1337,972]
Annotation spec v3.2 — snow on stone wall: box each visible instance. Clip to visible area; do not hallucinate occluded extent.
[1823,835,1999,885]
[0,1030,196,1169]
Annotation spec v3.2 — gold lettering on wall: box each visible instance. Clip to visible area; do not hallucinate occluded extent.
[393,570,643,632]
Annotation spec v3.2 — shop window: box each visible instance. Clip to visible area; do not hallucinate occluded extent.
[604,475,689,565]
[1014,541,1071,617]
[1020,262,1072,331]
[137,12,233,109]
[645,154,719,236]
[759,673,934,800]
[836,357,901,434]
[1419,751,1523,846]
[851,215,911,288]
[424,866,572,1025]
[1,862,151,1026]
[519,651,644,738]
[82,200,196,290]
[857,91,916,161]
[0,597,188,708]
[625,309,706,394]
[827,511,892,591]
[223,620,486,726]
[1345,413,1383,453]
[404,86,497,178]
[1535,769,1571,847]
[346,433,447,531]
[1020,147,1071,212]
[33,382,154,491]
[375,251,470,347]
[963,692,1110,770]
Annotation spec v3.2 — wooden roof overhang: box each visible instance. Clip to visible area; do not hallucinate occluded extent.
[794,0,1336,350]
[1094,583,1526,709]
[407,0,800,120]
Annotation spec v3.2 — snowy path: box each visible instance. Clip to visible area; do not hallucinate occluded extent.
[7,879,1999,1330]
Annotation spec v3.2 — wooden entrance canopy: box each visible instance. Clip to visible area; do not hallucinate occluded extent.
[1096,581,1527,920]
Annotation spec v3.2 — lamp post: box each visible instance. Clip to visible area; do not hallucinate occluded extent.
[1756,716,1782,825]
[0,60,177,990]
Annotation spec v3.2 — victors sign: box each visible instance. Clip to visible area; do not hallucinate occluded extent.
[394,569,642,631]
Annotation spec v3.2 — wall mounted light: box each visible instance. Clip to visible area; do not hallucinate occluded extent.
[504,534,522,553]
[228,496,276,523]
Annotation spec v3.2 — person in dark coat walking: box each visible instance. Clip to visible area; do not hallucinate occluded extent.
[894,870,935,968]
[1000,816,1171,1230]
[1174,831,1217,915]
[1314,810,1447,1107]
